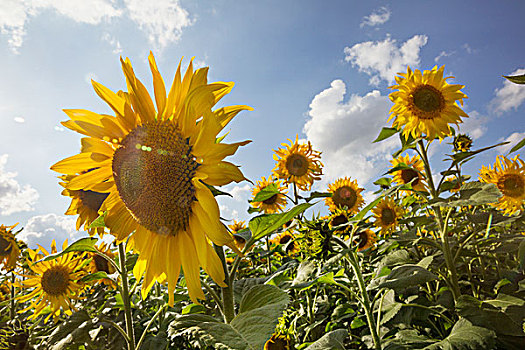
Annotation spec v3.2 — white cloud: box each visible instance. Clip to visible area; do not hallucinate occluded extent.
[229,184,252,202]
[0,0,192,53]
[489,68,525,115]
[13,116,25,123]
[18,213,84,250]
[496,131,525,154]
[54,125,65,132]
[101,32,122,54]
[344,34,428,85]
[304,79,398,188]
[0,154,39,215]
[360,6,391,28]
[434,50,455,63]
[458,110,488,140]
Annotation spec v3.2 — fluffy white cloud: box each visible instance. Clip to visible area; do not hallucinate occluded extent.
[13,116,25,123]
[490,68,525,115]
[229,184,252,202]
[18,213,84,250]
[344,34,428,85]
[360,6,390,28]
[0,0,192,53]
[496,131,525,154]
[459,110,488,140]
[101,32,122,54]
[304,79,398,188]
[0,154,39,215]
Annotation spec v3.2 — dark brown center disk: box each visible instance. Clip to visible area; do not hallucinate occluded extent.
[112,121,199,235]
[499,174,525,198]
[333,186,357,209]
[41,266,69,296]
[0,235,12,256]
[412,85,444,118]
[400,169,420,186]
[286,154,308,176]
[381,208,396,226]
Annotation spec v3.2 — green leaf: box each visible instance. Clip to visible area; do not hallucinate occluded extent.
[437,182,501,208]
[89,211,106,228]
[519,239,525,270]
[304,191,332,202]
[503,74,525,84]
[423,318,495,350]
[378,265,437,291]
[508,137,525,154]
[80,271,109,283]
[450,142,509,166]
[249,203,313,240]
[182,303,206,315]
[351,183,405,222]
[374,127,398,143]
[40,237,98,262]
[45,310,93,350]
[291,260,317,290]
[250,183,279,202]
[350,317,366,329]
[206,184,233,197]
[304,329,348,350]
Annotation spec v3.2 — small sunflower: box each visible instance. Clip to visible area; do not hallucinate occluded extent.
[325,177,364,214]
[0,223,20,271]
[50,53,252,304]
[264,333,290,350]
[251,176,288,213]
[479,155,525,215]
[17,240,86,322]
[390,153,427,192]
[444,175,462,193]
[453,134,472,153]
[228,220,247,250]
[372,197,404,235]
[388,65,468,140]
[60,174,108,237]
[86,242,117,288]
[356,229,377,252]
[0,283,10,302]
[273,135,323,191]
[269,231,300,256]
[325,209,351,235]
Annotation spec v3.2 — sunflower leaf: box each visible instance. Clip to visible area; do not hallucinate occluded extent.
[423,318,496,350]
[40,237,98,262]
[374,127,398,143]
[249,183,279,202]
[249,203,313,240]
[450,141,509,166]
[377,264,437,291]
[304,329,348,350]
[507,137,525,154]
[80,271,110,283]
[89,211,106,228]
[503,74,525,84]
[436,182,501,207]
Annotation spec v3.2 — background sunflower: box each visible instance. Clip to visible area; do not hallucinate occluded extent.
[0,223,21,271]
[372,197,404,235]
[325,177,364,213]
[390,153,427,193]
[251,176,288,213]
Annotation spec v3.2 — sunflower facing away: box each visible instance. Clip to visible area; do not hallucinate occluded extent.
[18,240,86,322]
[251,176,288,213]
[325,177,364,214]
[228,220,247,251]
[479,155,525,215]
[453,134,473,153]
[86,242,117,288]
[59,174,108,237]
[50,53,252,304]
[372,197,404,235]
[356,229,377,252]
[273,135,323,191]
[0,223,20,271]
[388,66,468,140]
[390,153,427,192]
[325,208,351,236]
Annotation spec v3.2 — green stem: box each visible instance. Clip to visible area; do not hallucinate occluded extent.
[201,280,224,315]
[118,243,136,350]
[214,244,235,323]
[10,272,15,321]
[136,304,168,350]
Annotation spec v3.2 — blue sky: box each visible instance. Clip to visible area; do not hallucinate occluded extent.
[1,0,524,250]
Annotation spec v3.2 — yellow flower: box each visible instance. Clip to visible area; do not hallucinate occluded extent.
[264,333,290,350]
[273,135,323,191]
[251,176,288,213]
[228,220,247,250]
[325,177,364,214]
[0,223,20,271]
[479,155,525,215]
[59,174,108,237]
[356,229,377,252]
[453,134,472,153]
[372,197,404,235]
[50,53,252,304]
[17,240,86,322]
[390,153,427,192]
[270,231,300,256]
[325,209,351,236]
[388,66,468,140]
[86,242,117,288]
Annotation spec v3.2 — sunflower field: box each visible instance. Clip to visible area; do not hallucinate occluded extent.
[1,55,524,350]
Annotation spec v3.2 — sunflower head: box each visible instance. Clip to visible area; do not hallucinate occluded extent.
[270,231,300,257]
[251,177,288,214]
[453,134,473,153]
[51,53,252,304]
[272,135,323,191]
[388,66,468,140]
[372,197,404,235]
[356,229,377,252]
[0,283,10,302]
[228,220,247,250]
[18,240,87,322]
[86,242,117,288]
[264,333,291,350]
[390,153,427,193]
[479,155,525,215]
[0,223,21,271]
[325,209,352,236]
[325,177,365,214]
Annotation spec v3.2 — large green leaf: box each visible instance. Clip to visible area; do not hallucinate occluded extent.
[436,182,501,208]
[423,318,495,350]
[304,329,348,350]
[374,127,399,143]
[503,73,525,84]
[40,237,98,262]
[250,183,279,202]
[377,264,437,291]
[508,137,525,154]
[249,203,313,240]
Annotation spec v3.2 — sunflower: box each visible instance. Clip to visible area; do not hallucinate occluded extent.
[325,177,364,214]
[17,240,86,322]
[50,53,252,305]
[388,66,468,140]
[453,134,472,153]
[251,176,288,213]
[264,333,290,350]
[356,229,377,252]
[86,242,117,288]
[269,231,300,256]
[325,209,351,235]
[390,153,427,192]
[0,283,10,302]
[60,174,108,237]
[228,220,247,250]
[272,135,323,191]
[0,223,20,271]
[479,155,525,215]
[372,197,404,235]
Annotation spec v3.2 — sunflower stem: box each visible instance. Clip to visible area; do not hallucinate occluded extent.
[10,272,15,321]
[136,304,168,350]
[118,243,136,350]
[213,244,235,323]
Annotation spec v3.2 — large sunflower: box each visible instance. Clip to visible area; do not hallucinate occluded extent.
[388,66,468,140]
[0,223,20,271]
[325,177,364,213]
[18,240,86,322]
[50,53,252,304]
[390,153,427,192]
[272,135,323,191]
[60,174,108,237]
[372,197,404,235]
[479,155,525,215]
[251,176,288,213]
